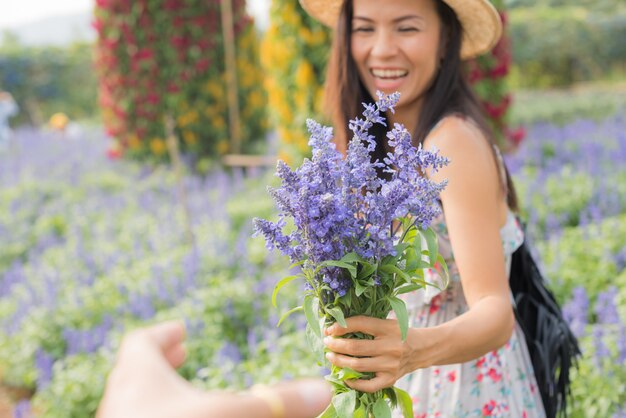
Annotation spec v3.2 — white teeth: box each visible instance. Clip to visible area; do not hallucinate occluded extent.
[371,69,408,79]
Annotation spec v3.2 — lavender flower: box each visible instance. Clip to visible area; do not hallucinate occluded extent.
[254,91,448,295]
[254,91,449,416]
[595,287,620,325]
[563,286,589,338]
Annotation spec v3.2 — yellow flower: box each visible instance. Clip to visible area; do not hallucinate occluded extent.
[295,60,315,89]
[49,113,69,130]
[182,130,198,145]
[247,90,265,109]
[212,116,226,130]
[217,140,230,154]
[150,138,167,155]
[204,80,224,98]
[177,110,198,127]
[294,89,308,110]
[127,133,141,149]
[277,150,293,166]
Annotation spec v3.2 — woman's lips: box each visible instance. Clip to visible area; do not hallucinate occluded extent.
[370,68,408,91]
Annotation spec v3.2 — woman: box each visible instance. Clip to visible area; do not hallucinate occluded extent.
[299,0,547,416]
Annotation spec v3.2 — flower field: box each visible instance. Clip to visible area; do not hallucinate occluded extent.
[1,105,625,417]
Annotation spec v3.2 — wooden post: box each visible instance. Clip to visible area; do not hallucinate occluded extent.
[165,114,195,246]
[220,0,242,154]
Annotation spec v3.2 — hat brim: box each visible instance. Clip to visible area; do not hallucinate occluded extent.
[299,0,502,60]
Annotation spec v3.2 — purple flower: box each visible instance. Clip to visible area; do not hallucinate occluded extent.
[254,91,448,298]
[563,286,589,338]
[13,400,31,418]
[595,287,620,325]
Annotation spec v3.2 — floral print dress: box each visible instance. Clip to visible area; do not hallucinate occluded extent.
[392,209,546,418]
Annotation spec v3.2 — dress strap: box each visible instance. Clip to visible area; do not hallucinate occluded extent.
[492,145,508,195]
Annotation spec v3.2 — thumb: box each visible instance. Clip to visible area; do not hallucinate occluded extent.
[252,379,332,418]
[205,379,332,418]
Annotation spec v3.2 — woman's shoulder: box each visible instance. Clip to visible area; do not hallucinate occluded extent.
[423,113,486,154]
[423,113,495,174]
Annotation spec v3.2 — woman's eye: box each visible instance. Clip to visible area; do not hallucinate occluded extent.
[398,27,419,32]
[353,27,374,33]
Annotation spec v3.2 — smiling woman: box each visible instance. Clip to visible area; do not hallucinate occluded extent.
[297,0,568,416]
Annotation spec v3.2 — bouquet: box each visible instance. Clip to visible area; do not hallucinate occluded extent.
[254,92,449,417]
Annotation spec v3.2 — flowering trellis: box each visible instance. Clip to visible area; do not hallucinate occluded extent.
[260,0,331,162]
[465,0,525,151]
[93,0,267,161]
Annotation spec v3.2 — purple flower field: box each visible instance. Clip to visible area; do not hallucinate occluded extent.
[0,109,625,417]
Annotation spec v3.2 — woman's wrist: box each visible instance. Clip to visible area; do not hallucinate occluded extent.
[404,324,450,372]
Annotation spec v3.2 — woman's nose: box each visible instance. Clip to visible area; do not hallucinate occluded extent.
[370,30,399,59]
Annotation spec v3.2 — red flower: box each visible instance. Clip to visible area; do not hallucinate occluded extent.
[507,127,526,148]
[429,294,442,314]
[91,19,104,34]
[475,357,486,368]
[106,144,123,160]
[482,400,497,416]
[446,371,456,382]
[487,368,502,383]
[135,48,154,61]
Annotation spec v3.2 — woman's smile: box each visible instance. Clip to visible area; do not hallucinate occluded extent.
[370,67,409,90]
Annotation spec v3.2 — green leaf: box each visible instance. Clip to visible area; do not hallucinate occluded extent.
[357,262,377,280]
[353,405,367,418]
[326,306,347,328]
[422,227,439,265]
[436,253,450,287]
[337,367,365,380]
[304,295,321,339]
[306,324,326,365]
[340,252,362,264]
[373,398,392,418]
[322,260,357,278]
[396,283,422,295]
[276,305,303,327]
[388,296,409,341]
[379,264,410,283]
[318,403,337,418]
[355,281,367,297]
[393,387,414,418]
[272,275,300,307]
[332,390,356,418]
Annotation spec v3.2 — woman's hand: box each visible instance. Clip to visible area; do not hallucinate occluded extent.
[324,316,425,393]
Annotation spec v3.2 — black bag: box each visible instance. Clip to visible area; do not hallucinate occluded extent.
[509,232,581,418]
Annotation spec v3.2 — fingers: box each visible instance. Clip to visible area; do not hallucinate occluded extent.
[144,320,186,352]
[205,379,332,418]
[324,316,396,338]
[323,335,382,357]
[345,374,395,393]
[325,352,382,373]
[117,321,186,368]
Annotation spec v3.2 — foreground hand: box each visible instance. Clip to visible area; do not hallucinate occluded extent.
[97,321,332,418]
[324,316,418,393]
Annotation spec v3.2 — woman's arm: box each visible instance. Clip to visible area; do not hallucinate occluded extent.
[324,116,514,393]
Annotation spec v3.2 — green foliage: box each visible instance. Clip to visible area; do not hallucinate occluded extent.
[0,41,98,125]
[509,6,626,87]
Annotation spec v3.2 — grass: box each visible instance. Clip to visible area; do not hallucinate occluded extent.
[510,79,626,126]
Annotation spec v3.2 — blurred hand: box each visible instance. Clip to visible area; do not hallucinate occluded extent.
[324,316,420,393]
[97,321,332,418]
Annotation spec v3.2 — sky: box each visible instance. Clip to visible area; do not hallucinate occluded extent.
[0,0,271,30]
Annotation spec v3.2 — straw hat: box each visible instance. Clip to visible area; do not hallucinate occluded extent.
[299,0,502,59]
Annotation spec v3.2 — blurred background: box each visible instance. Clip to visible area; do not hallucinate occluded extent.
[0,0,624,417]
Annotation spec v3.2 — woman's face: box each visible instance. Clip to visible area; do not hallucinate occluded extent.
[350,0,442,115]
